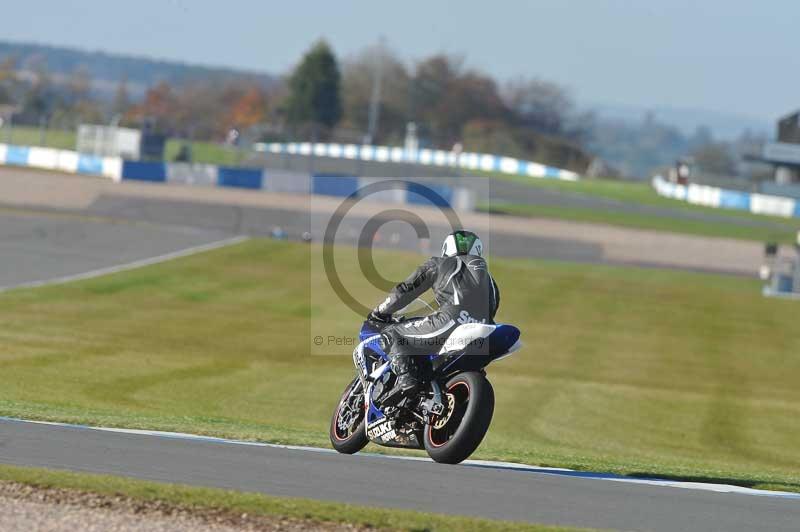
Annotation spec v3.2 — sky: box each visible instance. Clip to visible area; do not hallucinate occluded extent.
[3,0,799,125]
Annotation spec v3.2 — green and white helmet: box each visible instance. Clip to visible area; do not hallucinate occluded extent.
[441,230,483,257]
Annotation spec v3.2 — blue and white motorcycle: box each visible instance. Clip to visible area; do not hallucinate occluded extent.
[330,301,522,464]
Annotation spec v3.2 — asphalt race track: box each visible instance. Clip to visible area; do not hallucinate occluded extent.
[0,172,797,530]
[0,418,798,532]
[0,167,771,276]
[0,210,238,290]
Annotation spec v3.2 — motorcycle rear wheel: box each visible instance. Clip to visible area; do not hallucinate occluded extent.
[330,377,368,454]
[423,372,494,464]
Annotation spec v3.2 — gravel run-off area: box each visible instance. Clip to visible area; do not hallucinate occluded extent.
[0,481,370,532]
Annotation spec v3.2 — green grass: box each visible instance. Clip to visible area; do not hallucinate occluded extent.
[0,464,585,531]
[481,202,800,244]
[483,172,800,243]
[1,239,799,493]
[0,126,244,166]
[0,125,77,150]
[164,138,245,166]
[489,171,694,206]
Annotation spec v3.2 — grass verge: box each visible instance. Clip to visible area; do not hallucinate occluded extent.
[0,239,799,493]
[483,172,800,244]
[0,464,586,531]
[480,202,800,244]
[0,126,245,166]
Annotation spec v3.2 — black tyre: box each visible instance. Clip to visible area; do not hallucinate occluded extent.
[330,377,368,454]
[424,372,494,464]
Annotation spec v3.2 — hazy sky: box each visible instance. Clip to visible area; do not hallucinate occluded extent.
[4,0,798,122]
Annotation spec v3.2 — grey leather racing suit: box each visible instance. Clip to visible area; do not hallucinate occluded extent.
[374,254,500,366]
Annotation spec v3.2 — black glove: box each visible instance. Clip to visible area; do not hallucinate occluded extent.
[368,310,393,323]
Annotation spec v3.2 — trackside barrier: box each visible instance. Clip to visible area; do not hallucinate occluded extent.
[652,175,800,219]
[311,174,360,197]
[406,181,453,208]
[217,167,263,189]
[309,175,473,210]
[122,160,167,182]
[0,143,122,181]
[0,143,475,211]
[166,163,218,187]
[254,142,581,182]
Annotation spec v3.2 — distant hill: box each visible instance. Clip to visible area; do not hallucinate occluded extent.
[590,101,773,141]
[0,40,277,99]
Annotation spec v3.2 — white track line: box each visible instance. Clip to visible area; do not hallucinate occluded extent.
[1,417,798,500]
[0,235,249,293]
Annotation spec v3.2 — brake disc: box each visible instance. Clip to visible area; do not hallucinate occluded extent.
[433,392,456,429]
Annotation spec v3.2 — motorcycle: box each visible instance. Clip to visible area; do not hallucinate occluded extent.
[330,300,522,464]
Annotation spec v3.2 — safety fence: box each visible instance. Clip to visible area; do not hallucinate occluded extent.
[254,142,581,182]
[652,175,800,219]
[0,144,474,211]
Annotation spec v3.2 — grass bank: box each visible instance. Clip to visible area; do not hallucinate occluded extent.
[0,240,798,492]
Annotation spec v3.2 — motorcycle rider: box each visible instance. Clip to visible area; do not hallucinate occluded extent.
[369,230,500,404]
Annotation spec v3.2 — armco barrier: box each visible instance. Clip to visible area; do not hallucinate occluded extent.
[652,175,800,219]
[254,142,580,182]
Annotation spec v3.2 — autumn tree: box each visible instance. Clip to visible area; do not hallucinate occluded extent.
[126,81,179,133]
[0,57,19,106]
[226,84,267,130]
[411,55,507,146]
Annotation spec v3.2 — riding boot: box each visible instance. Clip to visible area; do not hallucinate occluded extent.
[382,355,421,405]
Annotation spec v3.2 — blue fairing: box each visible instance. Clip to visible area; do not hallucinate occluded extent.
[488,324,521,358]
[360,321,388,360]
[359,321,381,341]
[366,396,385,424]
[359,321,390,424]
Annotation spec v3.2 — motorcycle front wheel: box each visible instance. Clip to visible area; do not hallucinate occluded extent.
[330,377,368,454]
[423,371,494,464]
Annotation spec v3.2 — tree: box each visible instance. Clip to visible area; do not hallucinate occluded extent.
[410,55,507,146]
[691,142,737,176]
[461,119,524,157]
[18,58,54,123]
[503,77,574,136]
[113,76,130,117]
[0,57,19,105]
[126,81,178,133]
[341,44,410,143]
[226,84,267,130]
[66,65,91,105]
[286,40,342,130]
